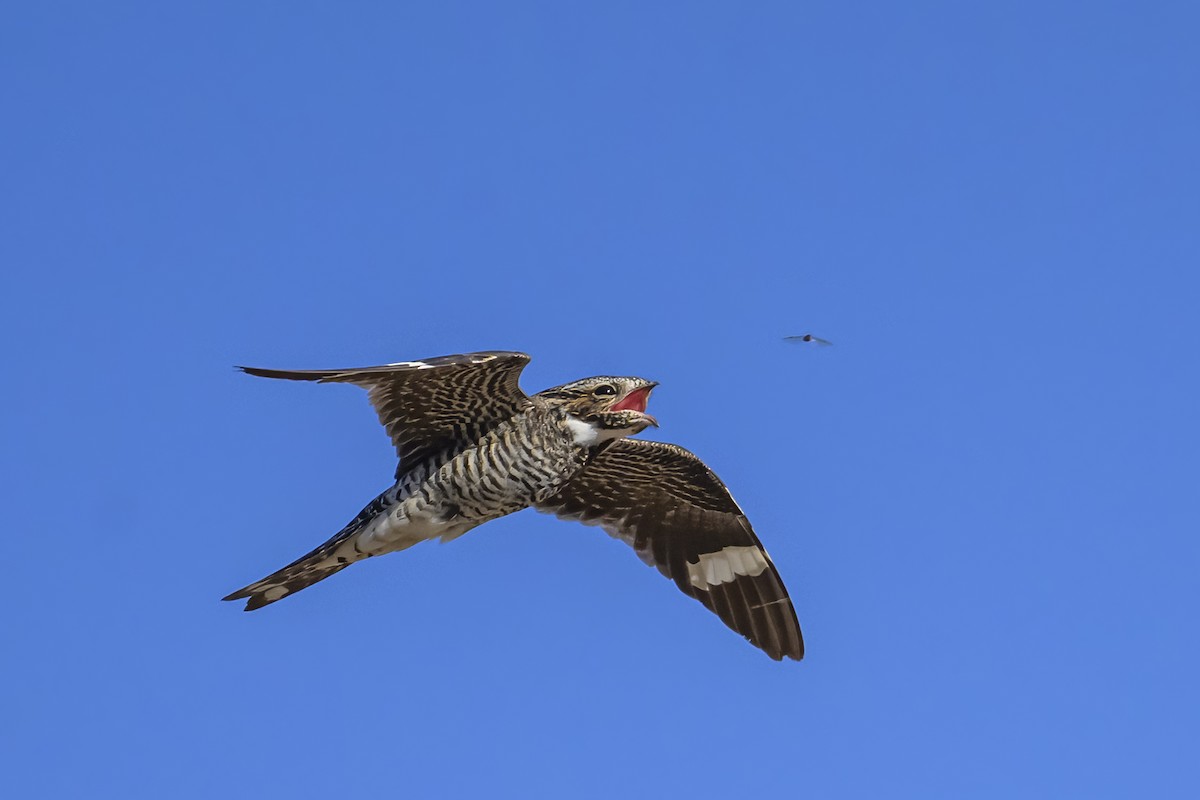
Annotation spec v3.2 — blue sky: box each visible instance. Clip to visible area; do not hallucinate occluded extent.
[2,2,1197,797]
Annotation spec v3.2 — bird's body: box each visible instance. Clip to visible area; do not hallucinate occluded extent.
[226,351,804,660]
[368,404,595,540]
[228,391,602,608]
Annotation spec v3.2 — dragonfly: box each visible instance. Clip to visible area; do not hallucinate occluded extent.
[783,334,833,346]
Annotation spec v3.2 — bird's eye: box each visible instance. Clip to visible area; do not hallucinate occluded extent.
[593,384,617,397]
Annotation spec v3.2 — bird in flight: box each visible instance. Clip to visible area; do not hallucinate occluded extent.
[784,334,833,346]
[225,351,804,660]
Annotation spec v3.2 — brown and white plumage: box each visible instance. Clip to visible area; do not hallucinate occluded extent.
[224,350,804,660]
[537,440,803,660]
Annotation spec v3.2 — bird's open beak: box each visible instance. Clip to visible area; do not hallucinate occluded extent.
[611,383,657,414]
[612,383,658,428]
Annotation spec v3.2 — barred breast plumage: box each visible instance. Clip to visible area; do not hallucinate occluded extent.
[389,406,592,528]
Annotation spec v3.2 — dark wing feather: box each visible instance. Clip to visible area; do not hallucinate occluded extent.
[239,351,532,475]
[536,439,804,661]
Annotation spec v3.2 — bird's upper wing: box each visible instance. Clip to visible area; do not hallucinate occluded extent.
[239,351,533,474]
[535,439,804,661]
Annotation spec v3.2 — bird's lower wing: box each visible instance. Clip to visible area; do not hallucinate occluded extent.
[536,440,804,661]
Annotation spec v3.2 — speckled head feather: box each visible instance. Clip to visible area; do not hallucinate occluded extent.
[536,376,659,431]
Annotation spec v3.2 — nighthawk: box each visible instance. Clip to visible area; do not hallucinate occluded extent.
[224,351,804,660]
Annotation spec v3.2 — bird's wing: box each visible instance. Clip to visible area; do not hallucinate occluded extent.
[239,351,533,474]
[783,335,833,345]
[535,439,804,661]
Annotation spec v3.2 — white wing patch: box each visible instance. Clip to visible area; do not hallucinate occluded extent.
[384,360,437,369]
[384,354,499,369]
[687,545,769,590]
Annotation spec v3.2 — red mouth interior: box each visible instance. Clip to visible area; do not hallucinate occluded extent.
[611,386,651,413]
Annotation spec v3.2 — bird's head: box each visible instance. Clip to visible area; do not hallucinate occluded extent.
[537,376,659,445]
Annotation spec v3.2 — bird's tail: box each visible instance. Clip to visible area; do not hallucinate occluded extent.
[223,494,390,611]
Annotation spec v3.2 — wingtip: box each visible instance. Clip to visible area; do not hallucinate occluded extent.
[764,645,804,662]
[764,648,804,662]
[790,632,806,661]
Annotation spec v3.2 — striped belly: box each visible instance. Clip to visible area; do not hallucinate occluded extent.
[357,415,584,553]
[420,418,584,520]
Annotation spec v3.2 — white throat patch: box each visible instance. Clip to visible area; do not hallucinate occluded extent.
[565,416,601,446]
[565,415,633,447]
